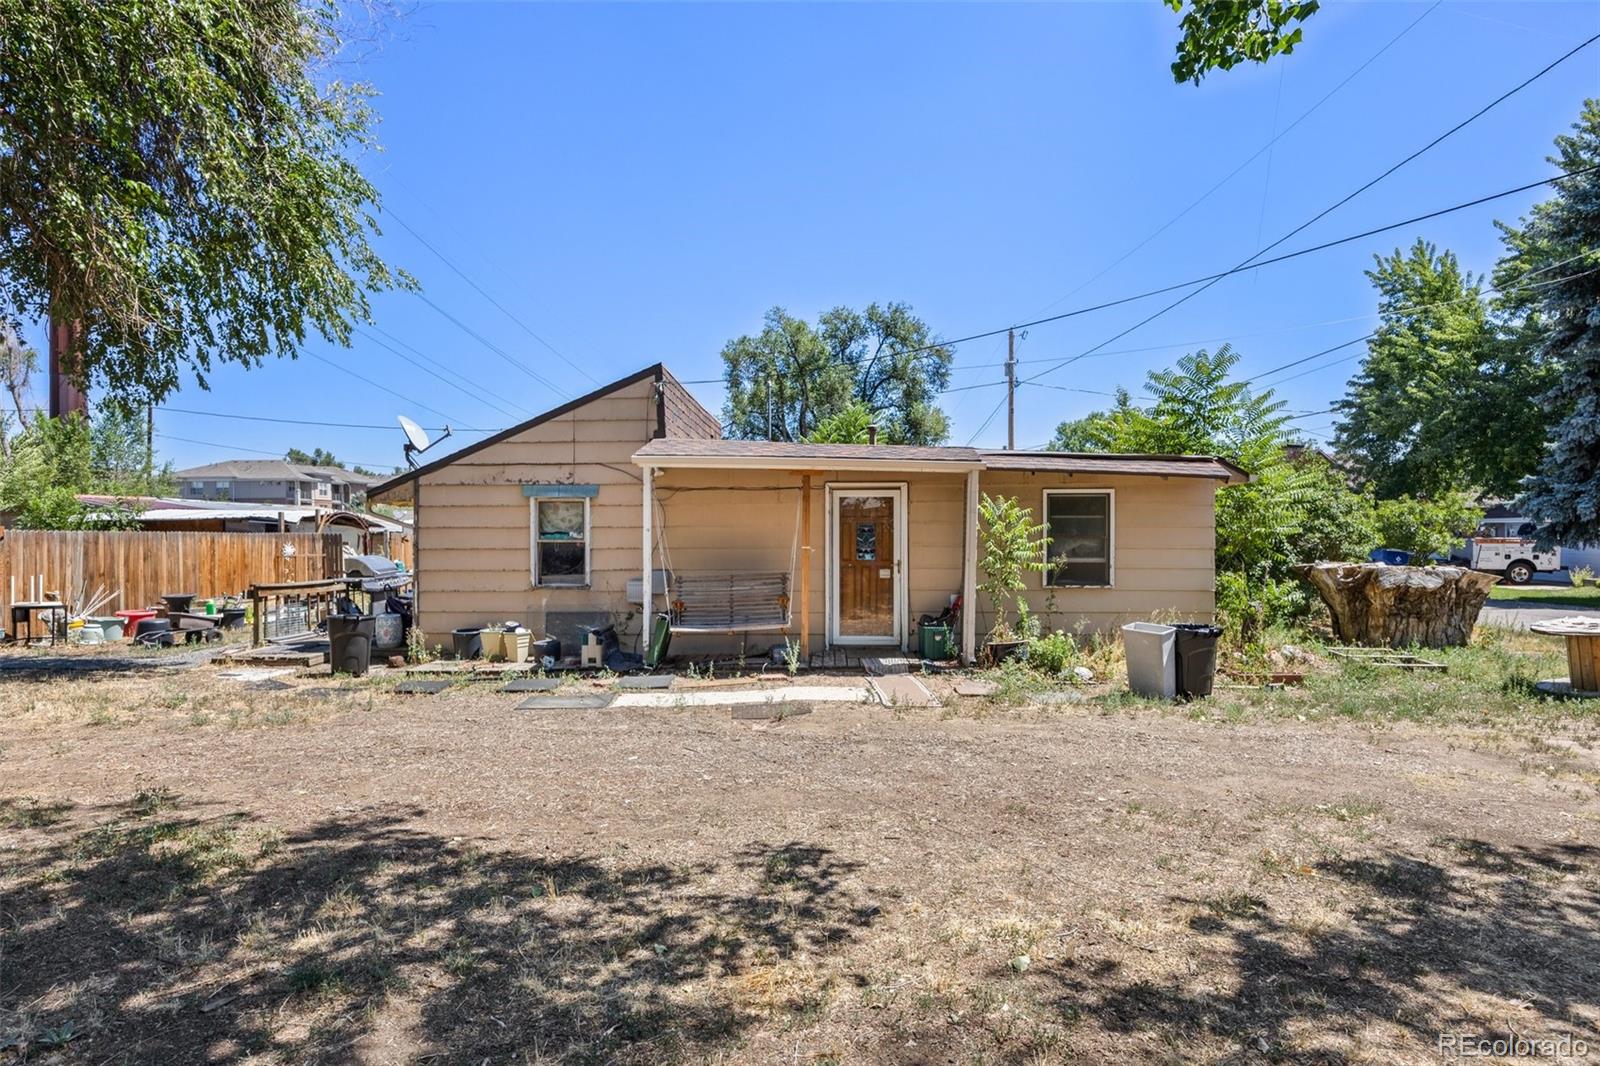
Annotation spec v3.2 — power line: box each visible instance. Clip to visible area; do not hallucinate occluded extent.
[354,325,529,422]
[412,290,570,398]
[1022,30,1600,386]
[306,351,464,425]
[964,391,1011,446]
[156,407,494,434]
[1035,0,1442,316]
[154,432,396,471]
[384,207,600,387]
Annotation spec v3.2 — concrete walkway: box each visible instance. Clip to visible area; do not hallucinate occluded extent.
[1479,602,1600,631]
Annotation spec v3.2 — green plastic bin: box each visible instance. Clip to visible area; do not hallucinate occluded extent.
[918,622,953,661]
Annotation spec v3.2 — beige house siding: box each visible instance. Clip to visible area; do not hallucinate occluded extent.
[415,376,663,641]
[975,471,1217,637]
[651,466,1216,653]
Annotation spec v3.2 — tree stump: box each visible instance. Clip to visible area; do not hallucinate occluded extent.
[1300,563,1500,649]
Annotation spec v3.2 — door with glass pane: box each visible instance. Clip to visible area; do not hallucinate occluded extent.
[829,486,904,645]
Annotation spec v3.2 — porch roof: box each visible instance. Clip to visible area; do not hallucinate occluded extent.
[633,438,1249,482]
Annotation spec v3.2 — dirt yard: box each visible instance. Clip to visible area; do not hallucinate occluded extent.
[2,641,1598,1064]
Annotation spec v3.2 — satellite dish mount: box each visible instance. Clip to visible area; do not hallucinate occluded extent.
[398,415,451,469]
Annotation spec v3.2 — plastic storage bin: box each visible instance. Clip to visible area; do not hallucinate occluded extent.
[918,622,953,661]
[1172,623,1223,699]
[1121,622,1176,699]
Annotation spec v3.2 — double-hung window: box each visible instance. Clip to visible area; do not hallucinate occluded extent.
[1043,490,1113,587]
[530,496,590,587]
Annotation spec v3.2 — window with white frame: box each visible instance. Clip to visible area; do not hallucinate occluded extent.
[530,496,590,587]
[1043,490,1113,587]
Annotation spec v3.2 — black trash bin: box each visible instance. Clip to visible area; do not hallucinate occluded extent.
[329,614,377,676]
[1172,623,1222,698]
[451,627,483,660]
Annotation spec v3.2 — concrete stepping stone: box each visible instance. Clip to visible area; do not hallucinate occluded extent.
[611,685,870,708]
[516,693,612,710]
[954,679,999,697]
[617,674,673,690]
[862,656,919,676]
[869,674,938,707]
[395,679,452,695]
[732,703,813,720]
[502,677,560,693]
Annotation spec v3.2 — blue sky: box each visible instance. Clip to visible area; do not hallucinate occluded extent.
[41,1,1600,471]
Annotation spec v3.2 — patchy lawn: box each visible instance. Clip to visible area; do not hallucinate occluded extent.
[1489,583,1600,608]
[1,636,1597,1064]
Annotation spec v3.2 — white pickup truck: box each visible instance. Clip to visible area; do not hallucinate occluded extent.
[1450,517,1562,584]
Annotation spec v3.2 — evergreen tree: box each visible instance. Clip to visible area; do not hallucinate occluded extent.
[1508,100,1600,543]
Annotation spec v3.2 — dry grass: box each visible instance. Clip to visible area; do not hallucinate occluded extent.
[1,639,1598,1063]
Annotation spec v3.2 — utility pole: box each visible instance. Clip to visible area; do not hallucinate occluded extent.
[1005,328,1017,450]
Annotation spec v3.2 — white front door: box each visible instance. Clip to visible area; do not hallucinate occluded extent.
[827,485,906,647]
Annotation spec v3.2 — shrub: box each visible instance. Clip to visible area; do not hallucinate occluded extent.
[1028,631,1078,675]
[1571,566,1595,588]
[1371,492,1482,559]
[977,494,1050,642]
[1217,570,1312,641]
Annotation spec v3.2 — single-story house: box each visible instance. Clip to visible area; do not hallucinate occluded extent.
[367,364,1248,662]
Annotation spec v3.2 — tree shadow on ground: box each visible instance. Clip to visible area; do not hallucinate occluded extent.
[1047,839,1600,1062]
[1,792,879,1063]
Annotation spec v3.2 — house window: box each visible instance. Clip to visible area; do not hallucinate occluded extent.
[531,497,589,587]
[1043,490,1113,587]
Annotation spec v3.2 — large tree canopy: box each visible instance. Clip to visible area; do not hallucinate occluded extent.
[1513,100,1600,544]
[721,303,952,445]
[0,0,403,405]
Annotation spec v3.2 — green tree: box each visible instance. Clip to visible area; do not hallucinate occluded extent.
[1332,241,1494,498]
[287,447,341,467]
[1371,493,1482,559]
[806,401,879,444]
[1505,100,1600,544]
[1166,0,1320,85]
[721,303,952,444]
[0,0,405,406]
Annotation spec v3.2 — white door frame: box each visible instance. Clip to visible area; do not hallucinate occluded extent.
[826,483,908,648]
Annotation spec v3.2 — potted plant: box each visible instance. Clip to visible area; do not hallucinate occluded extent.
[977,493,1051,664]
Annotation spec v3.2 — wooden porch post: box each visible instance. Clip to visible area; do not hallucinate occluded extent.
[641,465,654,660]
[798,473,812,661]
[962,468,979,664]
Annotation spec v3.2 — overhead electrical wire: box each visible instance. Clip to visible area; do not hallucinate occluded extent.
[1035,0,1443,316]
[154,432,396,471]
[1021,30,1600,386]
[156,407,493,434]
[305,351,464,425]
[354,325,529,422]
[412,290,570,398]
[384,207,600,388]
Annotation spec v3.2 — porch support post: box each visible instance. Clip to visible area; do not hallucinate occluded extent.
[641,465,654,660]
[798,473,812,662]
[962,468,979,664]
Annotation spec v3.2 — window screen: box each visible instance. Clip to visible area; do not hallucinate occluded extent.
[1045,492,1111,587]
[533,498,588,586]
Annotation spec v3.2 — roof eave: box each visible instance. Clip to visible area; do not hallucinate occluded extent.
[634,454,985,474]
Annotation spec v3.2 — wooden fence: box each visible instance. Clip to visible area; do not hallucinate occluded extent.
[0,530,344,618]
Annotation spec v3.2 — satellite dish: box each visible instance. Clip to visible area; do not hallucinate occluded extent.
[398,415,451,468]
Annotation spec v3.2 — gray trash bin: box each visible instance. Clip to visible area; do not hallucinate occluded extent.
[1121,622,1176,699]
[328,614,376,676]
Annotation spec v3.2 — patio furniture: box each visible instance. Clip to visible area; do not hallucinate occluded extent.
[667,572,792,634]
[8,601,66,645]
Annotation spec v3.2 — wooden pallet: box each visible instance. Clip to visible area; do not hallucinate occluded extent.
[1327,647,1446,672]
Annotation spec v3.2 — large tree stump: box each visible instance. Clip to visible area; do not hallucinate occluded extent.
[1300,563,1500,649]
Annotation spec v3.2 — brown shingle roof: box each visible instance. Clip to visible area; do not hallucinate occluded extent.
[634,438,984,464]
[634,439,1249,481]
[979,451,1249,482]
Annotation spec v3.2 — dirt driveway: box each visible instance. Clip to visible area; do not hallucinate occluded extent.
[2,661,1598,1064]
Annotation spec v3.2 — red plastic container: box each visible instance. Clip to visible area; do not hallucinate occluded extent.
[114,609,157,638]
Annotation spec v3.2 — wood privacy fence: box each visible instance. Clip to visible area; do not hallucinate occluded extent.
[0,531,344,617]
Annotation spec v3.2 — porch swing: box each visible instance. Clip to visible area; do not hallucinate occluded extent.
[656,488,802,636]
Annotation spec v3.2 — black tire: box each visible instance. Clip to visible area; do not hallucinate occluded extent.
[1505,560,1535,585]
